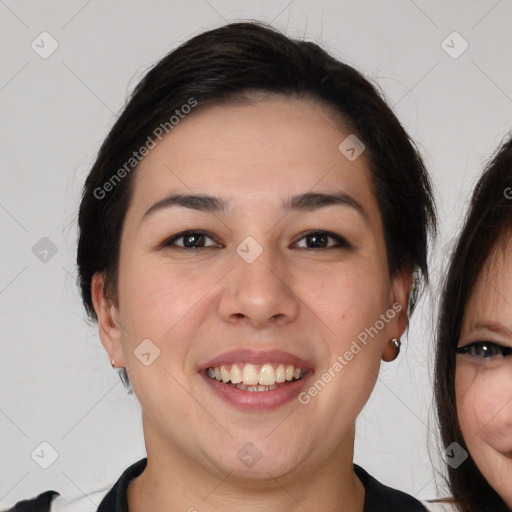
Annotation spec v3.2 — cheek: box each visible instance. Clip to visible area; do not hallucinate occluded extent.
[298,271,391,378]
[305,261,389,318]
[334,271,392,347]
[118,255,211,338]
[456,364,512,447]
[303,267,391,402]
[456,368,486,441]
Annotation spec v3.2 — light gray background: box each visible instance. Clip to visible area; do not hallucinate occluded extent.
[1,0,511,508]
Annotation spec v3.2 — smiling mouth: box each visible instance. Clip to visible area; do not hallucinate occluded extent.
[206,362,306,392]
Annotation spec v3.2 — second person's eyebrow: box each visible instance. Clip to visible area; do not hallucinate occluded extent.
[142,191,367,222]
[470,321,512,339]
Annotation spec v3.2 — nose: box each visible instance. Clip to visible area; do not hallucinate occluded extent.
[217,244,300,329]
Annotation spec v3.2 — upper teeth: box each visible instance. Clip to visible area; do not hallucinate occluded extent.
[206,363,304,386]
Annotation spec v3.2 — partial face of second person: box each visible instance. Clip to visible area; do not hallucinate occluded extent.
[93,97,410,484]
[457,235,512,508]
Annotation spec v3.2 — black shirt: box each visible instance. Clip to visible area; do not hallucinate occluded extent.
[6,458,427,511]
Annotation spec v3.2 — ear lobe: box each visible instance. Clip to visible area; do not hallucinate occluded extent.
[382,339,400,362]
[91,273,125,367]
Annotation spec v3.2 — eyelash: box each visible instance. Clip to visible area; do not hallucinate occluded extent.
[456,341,512,359]
[160,230,351,251]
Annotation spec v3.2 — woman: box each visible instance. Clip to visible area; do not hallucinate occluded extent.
[8,21,436,511]
[435,137,512,511]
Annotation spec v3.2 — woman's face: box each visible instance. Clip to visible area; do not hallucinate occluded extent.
[94,97,409,482]
[456,236,512,507]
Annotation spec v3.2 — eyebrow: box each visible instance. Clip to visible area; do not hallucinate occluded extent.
[470,322,512,339]
[142,191,367,222]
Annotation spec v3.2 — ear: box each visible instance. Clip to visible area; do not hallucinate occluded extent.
[91,273,125,368]
[381,266,413,362]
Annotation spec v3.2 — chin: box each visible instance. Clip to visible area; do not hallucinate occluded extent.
[205,437,309,483]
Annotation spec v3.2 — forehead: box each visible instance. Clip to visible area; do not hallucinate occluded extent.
[128,97,377,218]
[463,236,512,323]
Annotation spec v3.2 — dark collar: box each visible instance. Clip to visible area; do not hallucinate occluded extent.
[7,490,59,512]
[353,464,427,511]
[97,458,147,512]
[97,458,426,512]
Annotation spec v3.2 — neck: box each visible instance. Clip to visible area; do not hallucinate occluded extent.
[128,415,365,512]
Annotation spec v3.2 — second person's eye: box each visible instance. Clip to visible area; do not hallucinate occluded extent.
[456,341,512,359]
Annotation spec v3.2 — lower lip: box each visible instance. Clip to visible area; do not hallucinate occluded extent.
[201,371,313,411]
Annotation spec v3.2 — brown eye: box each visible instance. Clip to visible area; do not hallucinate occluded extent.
[162,231,219,249]
[295,231,351,250]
